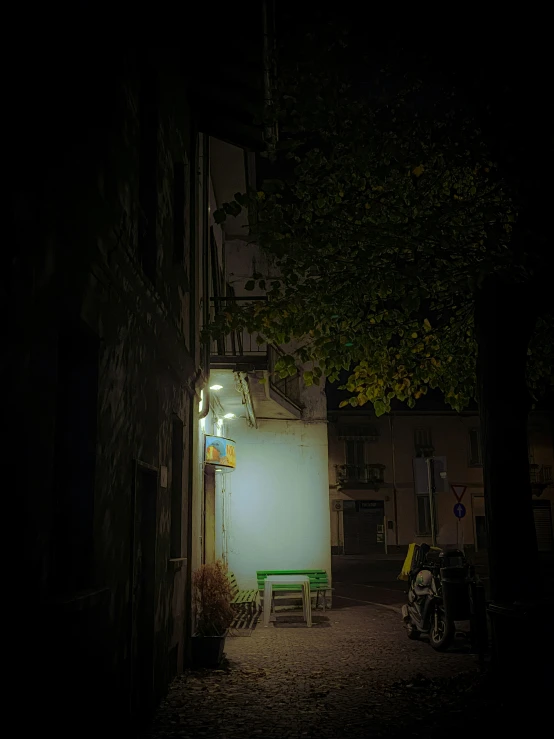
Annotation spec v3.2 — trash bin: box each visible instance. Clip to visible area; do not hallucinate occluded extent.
[440,566,471,620]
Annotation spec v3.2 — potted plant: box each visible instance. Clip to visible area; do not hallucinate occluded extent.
[191,560,234,668]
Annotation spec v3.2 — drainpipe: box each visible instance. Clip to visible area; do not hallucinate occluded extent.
[201,133,211,385]
[199,387,210,420]
[196,131,211,424]
[262,0,277,153]
[389,415,399,546]
[427,457,438,547]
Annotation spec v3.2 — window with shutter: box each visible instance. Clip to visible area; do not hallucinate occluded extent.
[412,457,436,535]
[468,427,483,466]
[414,427,433,457]
[345,440,365,481]
[416,495,433,536]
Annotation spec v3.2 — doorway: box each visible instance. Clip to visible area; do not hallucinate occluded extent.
[130,462,158,718]
[472,495,487,551]
[342,500,385,554]
[203,466,216,564]
[475,516,488,551]
[533,500,553,552]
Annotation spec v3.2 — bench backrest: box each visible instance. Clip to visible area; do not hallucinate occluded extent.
[227,571,240,599]
[256,569,329,590]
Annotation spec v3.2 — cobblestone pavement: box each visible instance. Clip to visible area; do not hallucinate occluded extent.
[144,600,481,739]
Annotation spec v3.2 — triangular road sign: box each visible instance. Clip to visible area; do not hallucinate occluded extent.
[451,485,467,503]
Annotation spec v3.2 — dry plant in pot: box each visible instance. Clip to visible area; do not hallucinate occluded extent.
[191,560,234,668]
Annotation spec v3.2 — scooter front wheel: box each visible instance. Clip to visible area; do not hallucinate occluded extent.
[430,607,454,651]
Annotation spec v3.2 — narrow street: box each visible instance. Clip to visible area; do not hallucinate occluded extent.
[144,557,482,738]
[332,555,408,611]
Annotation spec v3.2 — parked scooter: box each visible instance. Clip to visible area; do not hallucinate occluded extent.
[399,543,478,651]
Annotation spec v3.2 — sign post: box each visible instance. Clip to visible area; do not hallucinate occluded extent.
[427,458,437,547]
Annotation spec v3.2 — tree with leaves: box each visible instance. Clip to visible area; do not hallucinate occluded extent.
[213,20,553,609]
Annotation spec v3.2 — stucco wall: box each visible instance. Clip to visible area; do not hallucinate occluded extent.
[221,417,331,590]
[329,411,554,552]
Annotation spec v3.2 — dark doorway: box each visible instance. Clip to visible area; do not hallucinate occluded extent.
[343,500,385,554]
[533,500,553,552]
[130,462,158,718]
[170,416,184,559]
[203,466,216,563]
[475,515,488,551]
[52,318,99,592]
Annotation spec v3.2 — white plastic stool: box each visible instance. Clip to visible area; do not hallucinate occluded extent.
[262,575,312,627]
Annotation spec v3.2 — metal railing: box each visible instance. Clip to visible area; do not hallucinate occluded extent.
[336,463,386,484]
[210,297,267,357]
[530,465,553,485]
[209,297,303,409]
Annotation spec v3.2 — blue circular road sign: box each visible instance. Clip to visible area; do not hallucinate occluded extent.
[454,503,466,519]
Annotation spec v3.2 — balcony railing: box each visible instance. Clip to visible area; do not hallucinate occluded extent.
[210,296,268,369]
[530,464,553,486]
[336,463,386,486]
[210,297,302,409]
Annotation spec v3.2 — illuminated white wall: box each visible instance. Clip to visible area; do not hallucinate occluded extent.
[218,415,331,591]
[207,138,332,589]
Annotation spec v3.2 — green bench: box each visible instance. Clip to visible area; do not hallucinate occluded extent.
[256,570,331,611]
[227,571,259,614]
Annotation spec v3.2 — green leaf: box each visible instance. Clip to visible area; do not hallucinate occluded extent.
[374,400,386,416]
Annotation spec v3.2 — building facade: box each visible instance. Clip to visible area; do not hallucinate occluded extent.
[190,136,331,602]
[328,409,554,555]
[7,5,300,727]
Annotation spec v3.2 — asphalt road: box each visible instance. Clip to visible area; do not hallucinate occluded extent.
[332,556,408,612]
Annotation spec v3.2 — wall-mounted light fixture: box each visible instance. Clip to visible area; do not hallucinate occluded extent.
[223,413,235,419]
[210,384,223,391]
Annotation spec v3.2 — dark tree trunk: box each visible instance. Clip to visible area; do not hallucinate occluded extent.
[475,274,539,603]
